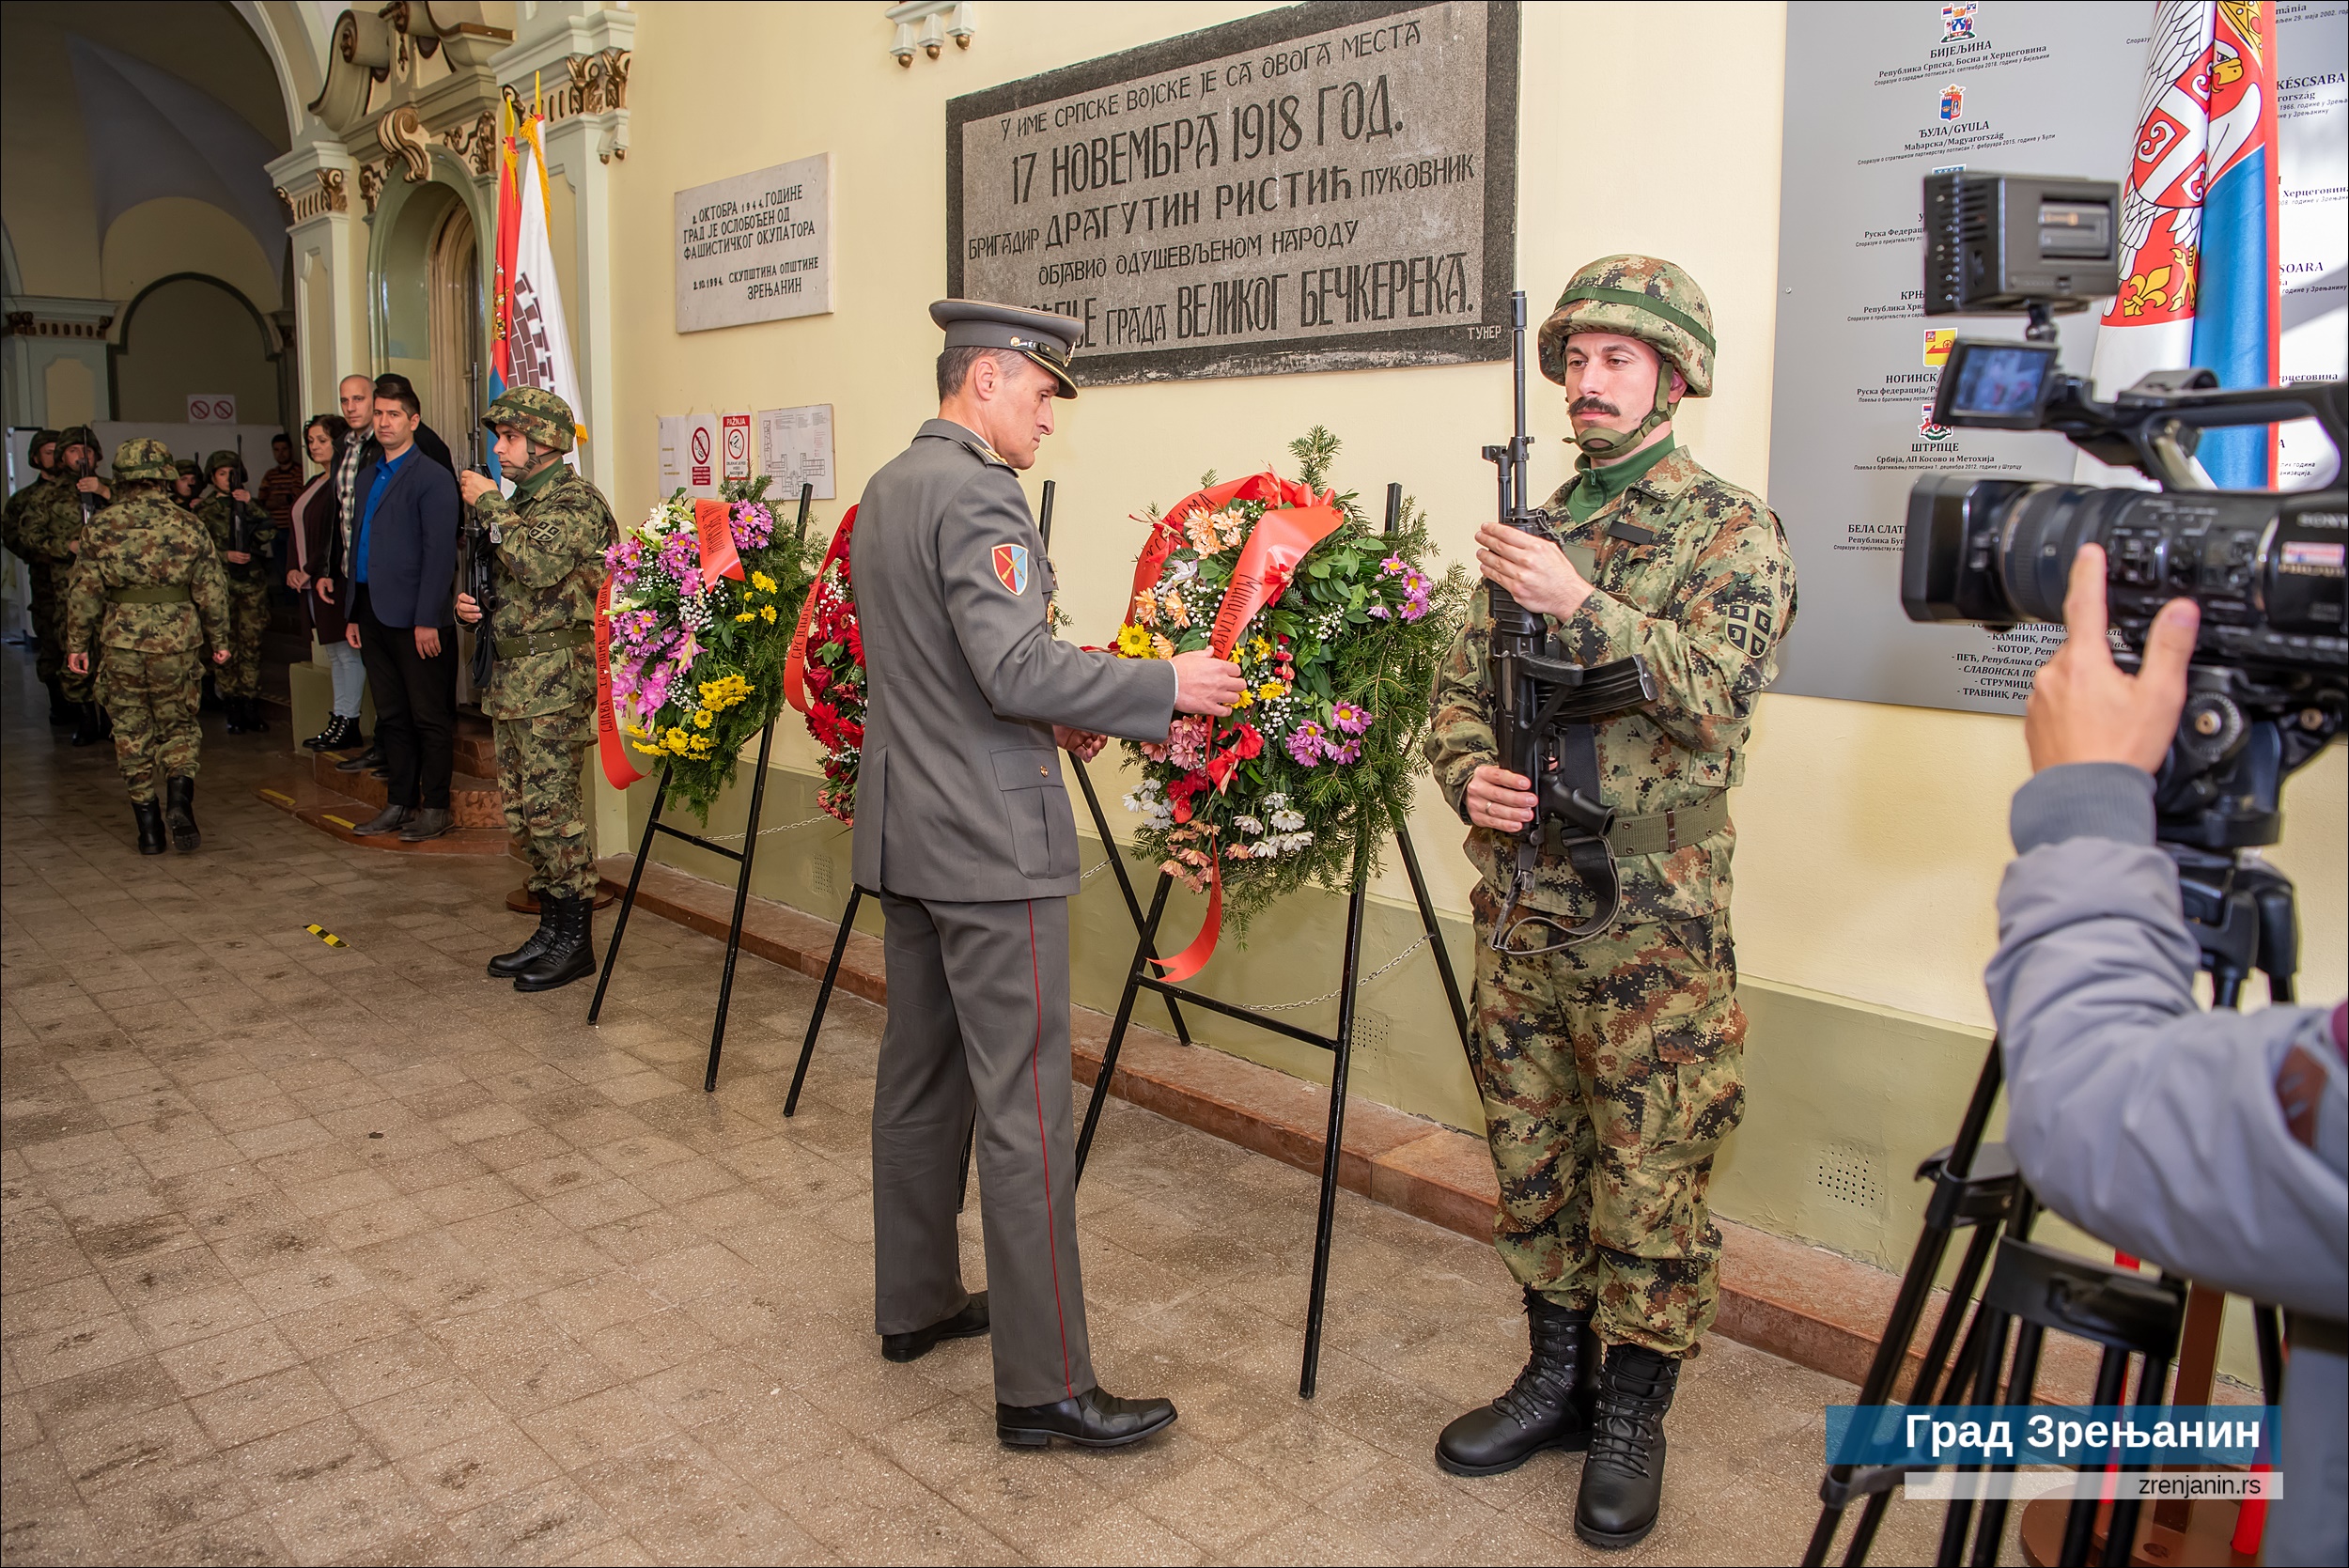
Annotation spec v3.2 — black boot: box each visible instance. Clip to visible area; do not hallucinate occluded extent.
[513,894,596,992]
[1573,1343,1682,1549]
[223,695,248,734]
[46,677,71,726]
[308,714,361,751]
[243,697,269,733]
[1436,1289,1599,1476]
[488,896,559,978]
[70,702,107,747]
[163,777,200,852]
[132,799,167,855]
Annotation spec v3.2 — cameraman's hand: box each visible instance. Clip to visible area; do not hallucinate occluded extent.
[1466,764,1538,832]
[2024,544,2199,775]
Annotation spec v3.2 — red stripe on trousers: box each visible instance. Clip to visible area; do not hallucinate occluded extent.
[1027,901,1075,1398]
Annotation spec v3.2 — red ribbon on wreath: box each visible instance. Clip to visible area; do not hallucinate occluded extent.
[593,575,645,790]
[785,505,858,716]
[1142,474,1344,984]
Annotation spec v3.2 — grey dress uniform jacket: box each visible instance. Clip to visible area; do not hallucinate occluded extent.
[850,420,1177,897]
[1986,763,2345,1565]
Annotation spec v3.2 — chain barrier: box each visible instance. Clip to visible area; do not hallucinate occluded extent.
[692,810,840,846]
[1249,930,1437,1013]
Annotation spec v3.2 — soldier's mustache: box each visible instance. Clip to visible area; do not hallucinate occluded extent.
[1569,397,1620,417]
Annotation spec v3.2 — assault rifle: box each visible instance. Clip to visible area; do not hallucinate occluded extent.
[1480,290,1657,954]
[463,380,498,692]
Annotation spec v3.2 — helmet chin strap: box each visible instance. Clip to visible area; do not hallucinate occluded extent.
[1569,369,1678,459]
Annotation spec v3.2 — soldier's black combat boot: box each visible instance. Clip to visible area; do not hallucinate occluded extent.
[1572,1343,1682,1549]
[70,702,107,747]
[223,696,249,734]
[163,777,199,852]
[46,677,71,726]
[513,894,596,992]
[243,697,270,733]
[132,799,167,856]
[1435,1289,1599,1476]
[488,895,558,979]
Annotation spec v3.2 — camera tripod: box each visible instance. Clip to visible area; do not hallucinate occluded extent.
[1802,846,2299,1568]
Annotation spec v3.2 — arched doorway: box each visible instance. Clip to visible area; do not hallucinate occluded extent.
[112,272,281,427]
[427,203,485,459]
[373,178,487,445]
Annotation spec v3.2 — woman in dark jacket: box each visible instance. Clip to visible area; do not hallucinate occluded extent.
[287,414,365,751]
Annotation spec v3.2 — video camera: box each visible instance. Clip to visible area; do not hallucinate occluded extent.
[1901,170,2345,856]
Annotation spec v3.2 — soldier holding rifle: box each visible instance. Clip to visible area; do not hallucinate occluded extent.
[2,427,66,724]
[1424,256,1797,1547]
[196,449,279,735]
[18,427,113,743]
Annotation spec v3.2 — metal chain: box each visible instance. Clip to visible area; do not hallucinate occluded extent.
[692,810,840,845]
[1081,858,1115,881]
[1248,930,1436,1013]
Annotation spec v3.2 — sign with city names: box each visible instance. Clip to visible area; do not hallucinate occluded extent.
[1767,1,2349,716]
[674,152,832,334]
[946,1,1517,385]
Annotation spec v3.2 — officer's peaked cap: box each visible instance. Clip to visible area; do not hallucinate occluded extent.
[929,300,1083,398]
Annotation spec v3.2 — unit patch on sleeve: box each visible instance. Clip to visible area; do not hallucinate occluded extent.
[991,542,1030,595]
[1723,598,1773,658]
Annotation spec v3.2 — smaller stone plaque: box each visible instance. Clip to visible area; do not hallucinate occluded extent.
[674,152,832,334]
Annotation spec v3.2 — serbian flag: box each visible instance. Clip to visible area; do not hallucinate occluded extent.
[488,95,586,465]
[2081,1,2279,488]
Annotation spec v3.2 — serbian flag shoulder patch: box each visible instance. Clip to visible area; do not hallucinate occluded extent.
[992,542,1030,595]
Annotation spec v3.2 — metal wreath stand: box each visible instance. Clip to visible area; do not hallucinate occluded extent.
[783,479,1476,1399]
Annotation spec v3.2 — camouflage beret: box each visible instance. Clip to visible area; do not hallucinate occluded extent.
[482,385,575,453]
[205,450,244,478]
[1538,255,1716,398]
[112,438,179,484]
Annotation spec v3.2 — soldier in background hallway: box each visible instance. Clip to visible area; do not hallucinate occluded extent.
[172,458,204,509]
[63,439,230,856]
[1424,256,1797,1549]
[18,427,112,744]
[1,427,65,724]
[456,386,617,993]
[196,449,278,734]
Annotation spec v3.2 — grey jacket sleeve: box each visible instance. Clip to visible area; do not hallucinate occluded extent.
[939,466,1177,740]
[1984,764,2348,1320]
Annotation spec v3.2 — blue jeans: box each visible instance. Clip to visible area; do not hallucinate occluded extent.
[327,640,365,717]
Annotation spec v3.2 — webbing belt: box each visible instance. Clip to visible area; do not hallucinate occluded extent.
[495,625,593,660]
[106,584,191,604]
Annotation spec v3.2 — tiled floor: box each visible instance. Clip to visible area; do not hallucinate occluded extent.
[0,646,1948,1566]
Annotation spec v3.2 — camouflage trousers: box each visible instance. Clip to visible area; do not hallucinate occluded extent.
[496,705,596,898]
[220,579,270,699]
[29,562,81,697]
[97,647,202,803]
[1470,892,1747,1357]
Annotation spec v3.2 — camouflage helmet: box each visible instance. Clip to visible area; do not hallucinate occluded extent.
[56,425,100,459]
[482,385,576,453]
[112,438,179,484]
[30,427,61,466]
[205,450,244,482]
[175,458,201,478]
[1537,255,1716,398]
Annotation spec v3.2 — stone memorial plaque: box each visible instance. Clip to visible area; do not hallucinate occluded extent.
[674,152,832,334]
[947,1,1517,385]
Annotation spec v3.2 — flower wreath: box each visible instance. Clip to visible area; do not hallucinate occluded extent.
[784,505,865,822]
[1112,428,1468,977]
[597,476,816,818]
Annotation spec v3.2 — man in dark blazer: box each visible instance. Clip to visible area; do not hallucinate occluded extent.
[341,380,461,841]
[852,301,1242,1451]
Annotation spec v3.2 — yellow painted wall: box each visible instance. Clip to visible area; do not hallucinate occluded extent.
[101,197,279,320]
[602,0,2344,1038]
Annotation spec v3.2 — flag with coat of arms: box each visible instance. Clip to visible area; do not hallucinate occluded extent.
[2081,0,2279,488]
[487,94,585,478]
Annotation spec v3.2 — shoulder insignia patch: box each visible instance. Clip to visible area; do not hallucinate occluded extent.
[991,542,1030,595]
[1723,598,1773,658]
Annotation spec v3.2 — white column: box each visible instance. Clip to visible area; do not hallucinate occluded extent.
[266,142,368,413]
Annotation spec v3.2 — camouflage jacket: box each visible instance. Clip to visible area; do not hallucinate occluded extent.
[1425,445,1797,924]
[11,474,92,564]
[471,460,616,720]
[195,489,278,582]
[63,488,231,655]
[3,476,53,559]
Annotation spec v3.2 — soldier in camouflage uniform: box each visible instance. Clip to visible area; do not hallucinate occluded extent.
[63,440,231,855]
[2,428,67,724]
[16,427,113,742]
[172,458,205,509]
[1423,256,1796,1548]
[456,387,617,992]
[196,450,278,733]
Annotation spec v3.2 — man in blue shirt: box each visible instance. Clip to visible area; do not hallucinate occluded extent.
[342,380,462,840]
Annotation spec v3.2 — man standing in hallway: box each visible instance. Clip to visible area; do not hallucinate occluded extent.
[455,386,616,991]
[1,427,65,724]
[341,379,460,842]
[852,300,1242,1451]
[257,431,304,536]
[319,373,382,774]
[1424,256,1797,1548]
[63,439,229,855]
[196,450,278,734]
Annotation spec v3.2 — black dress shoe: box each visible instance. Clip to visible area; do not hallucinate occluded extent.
[1436,1289,1599,1476]
[334,744,381,773]
[882,1293,989,1363]
[398,807,453,842]
[1573,1343,1682,1549]
[997,1386,1176,1450]
[351,802,410,836]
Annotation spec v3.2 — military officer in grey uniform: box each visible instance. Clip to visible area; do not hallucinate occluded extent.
[853,300,1244,1449]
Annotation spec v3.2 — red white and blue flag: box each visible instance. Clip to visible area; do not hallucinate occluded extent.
[2084,1,2279,488]
[487,92,584,478]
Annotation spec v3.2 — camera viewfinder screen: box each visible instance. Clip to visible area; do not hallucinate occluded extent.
[1948,345,2056,420]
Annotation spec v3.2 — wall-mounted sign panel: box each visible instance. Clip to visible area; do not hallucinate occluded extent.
[947,1,1517,385]
[674,152,833,334]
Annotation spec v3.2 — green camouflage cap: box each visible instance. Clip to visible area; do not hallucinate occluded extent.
[205,449,244,480]
[1537,255,1716,398]
[112,438,179,484]
[482,385,576,452]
